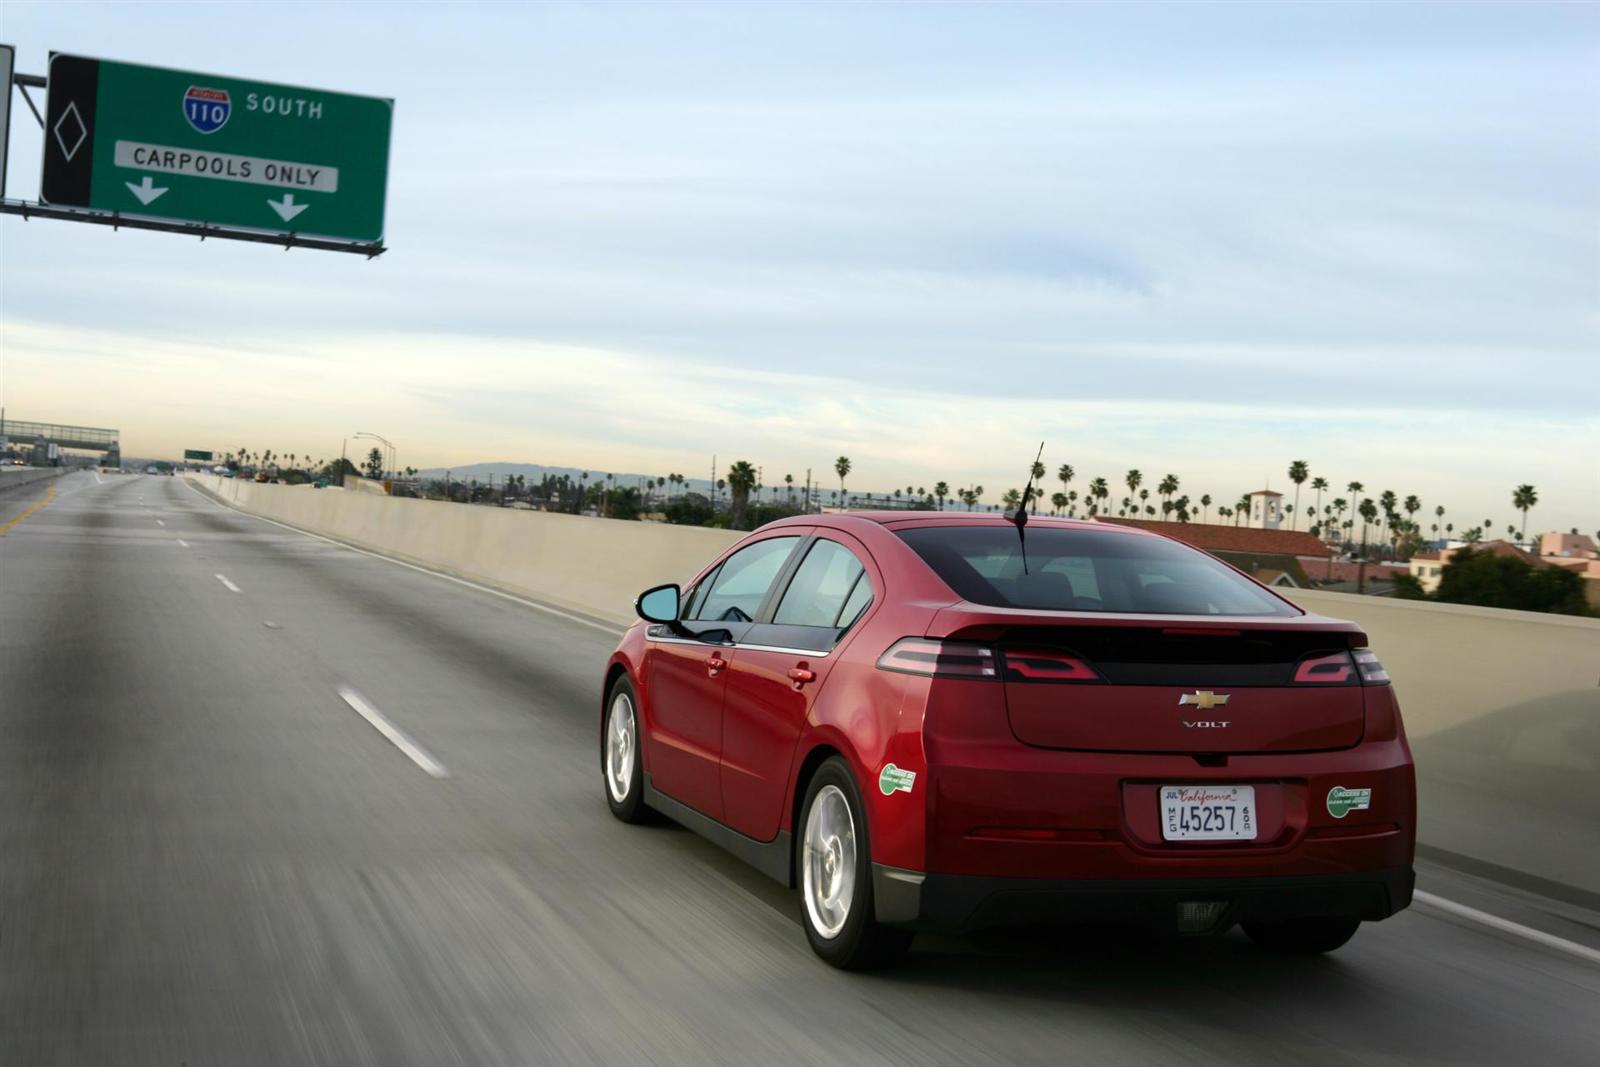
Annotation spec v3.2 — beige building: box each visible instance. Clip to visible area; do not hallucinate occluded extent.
[1245,488,1284,530]
[1409,552,1446,594]
[1539,531,1598,559]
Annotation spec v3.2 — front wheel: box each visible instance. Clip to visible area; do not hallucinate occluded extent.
[797,757,913,970]
[1242,917,1361,954]
[602,678,649,823]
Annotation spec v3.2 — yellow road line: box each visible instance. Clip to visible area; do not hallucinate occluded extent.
[0,483,58,536]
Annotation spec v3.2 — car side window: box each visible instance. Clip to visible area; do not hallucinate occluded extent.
[683,566,719,620]
[774,539,870,630]
[693,537,801,623]
[835,571,873,630]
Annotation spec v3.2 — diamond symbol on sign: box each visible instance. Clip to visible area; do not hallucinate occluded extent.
[53,101,88,162]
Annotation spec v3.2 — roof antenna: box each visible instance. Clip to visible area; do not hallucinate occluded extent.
[1012,441,1044,575]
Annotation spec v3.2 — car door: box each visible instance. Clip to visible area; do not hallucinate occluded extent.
[643,533,804,820]
[720,535,878,842]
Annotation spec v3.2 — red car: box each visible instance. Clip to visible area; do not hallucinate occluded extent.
[601,512,1415,968]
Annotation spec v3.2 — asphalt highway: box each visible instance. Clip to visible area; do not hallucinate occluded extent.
[3,472,1598,1066]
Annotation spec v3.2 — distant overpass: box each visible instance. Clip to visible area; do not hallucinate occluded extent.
[0,417,121,464]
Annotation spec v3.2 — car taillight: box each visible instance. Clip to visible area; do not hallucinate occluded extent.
[1293,651,1357,685]
[876,638,997,678]
[1001,648,1102,683]
[1352,649,1391,685]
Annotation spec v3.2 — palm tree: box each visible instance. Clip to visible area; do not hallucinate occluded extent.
[783,473,794,503]
[1512,485,1538,543]
[1002,488,1021,511]
[726,461,757,529]
[1067,490,1078,516]
[1288,461,1309,529]
[1125,469,1142,504]
[835,456,851,506]
[1158,473,1179,512]
[1358,498,1378,557]
[971,485,984,511]
[1310,476,1329,524]
[1434,504,1445,546]
[1051,492,1068,515]
[1378,490,1397,552]
[1090,476,1110,517]
[1199,493,1212,523]
[1057,464,1074,504]
[934,481,949,510]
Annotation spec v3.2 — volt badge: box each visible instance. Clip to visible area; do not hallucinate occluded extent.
[1178,691,1230,711]
[183,86,231,134]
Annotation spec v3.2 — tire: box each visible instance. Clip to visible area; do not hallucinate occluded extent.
[601,677,650,823]
[1242,917,1361,954]
[796,757,914,970]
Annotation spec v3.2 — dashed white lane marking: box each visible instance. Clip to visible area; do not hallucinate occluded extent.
[177,539,190,548]
[214,573,242,593]
[336,686,449,779]
[1414,890,1600,967]
[156,519,166,527]
[183,478,623,636]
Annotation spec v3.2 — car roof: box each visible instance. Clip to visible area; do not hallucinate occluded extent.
[759,510,1162,538]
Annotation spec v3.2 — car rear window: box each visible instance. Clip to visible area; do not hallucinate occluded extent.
[896,525,1299,617]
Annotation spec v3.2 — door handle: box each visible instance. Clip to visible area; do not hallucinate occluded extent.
[787,666,816,690]
[706,653,727,677]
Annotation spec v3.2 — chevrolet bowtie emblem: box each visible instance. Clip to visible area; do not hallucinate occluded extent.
[1178,691,1230,711]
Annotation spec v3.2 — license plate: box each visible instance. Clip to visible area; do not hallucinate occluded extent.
[1160,785,1257,841]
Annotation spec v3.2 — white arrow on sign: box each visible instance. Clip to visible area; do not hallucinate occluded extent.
[267,193,309,223]
[125,176,169,205]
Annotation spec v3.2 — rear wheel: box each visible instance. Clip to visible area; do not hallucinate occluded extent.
[602,678,649,823]
[797,757,913,970]
[1242,917,1361,954]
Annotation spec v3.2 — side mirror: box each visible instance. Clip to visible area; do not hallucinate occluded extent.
[636,583,681,625]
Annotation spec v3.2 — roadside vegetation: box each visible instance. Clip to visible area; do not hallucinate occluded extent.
[212,450,1594,614]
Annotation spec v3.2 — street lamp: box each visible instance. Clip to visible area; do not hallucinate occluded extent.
[353,431,396,483]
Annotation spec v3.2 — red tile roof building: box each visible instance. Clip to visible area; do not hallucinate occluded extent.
[1096,517,1334,558]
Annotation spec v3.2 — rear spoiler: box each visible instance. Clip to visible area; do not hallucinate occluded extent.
[925,602,1368,647]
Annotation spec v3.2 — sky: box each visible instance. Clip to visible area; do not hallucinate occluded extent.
[0,1,1595,535]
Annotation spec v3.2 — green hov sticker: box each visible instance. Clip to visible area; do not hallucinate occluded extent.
[1327,786,1372,818]
[879,764,917,796]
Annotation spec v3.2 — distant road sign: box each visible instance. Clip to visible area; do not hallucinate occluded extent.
[42,53,392,243]
[183,449,213,461]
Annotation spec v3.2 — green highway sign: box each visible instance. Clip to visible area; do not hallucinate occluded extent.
[42,53,392,243]
[183,449,213,461]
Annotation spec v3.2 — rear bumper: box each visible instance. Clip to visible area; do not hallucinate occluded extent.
[873,864,1415,934]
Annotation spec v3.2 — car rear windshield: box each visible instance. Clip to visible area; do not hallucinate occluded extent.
[896,525,1299,617]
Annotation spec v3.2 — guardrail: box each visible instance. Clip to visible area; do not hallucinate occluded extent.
[190,474,1600,899]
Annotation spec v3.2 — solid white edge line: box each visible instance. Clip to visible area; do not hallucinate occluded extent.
[214,573,242,593]
[1413,889,1600,967]
[337,686,449,779]
[183,479,624,636]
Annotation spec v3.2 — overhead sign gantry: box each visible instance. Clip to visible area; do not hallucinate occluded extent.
[3,48,392,256]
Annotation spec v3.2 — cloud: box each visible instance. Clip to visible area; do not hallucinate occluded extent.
[0,1,1595,531]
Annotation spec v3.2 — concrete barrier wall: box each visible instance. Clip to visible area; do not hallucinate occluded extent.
[1287,590,1600,899]
[191,475,739,626]
[193,476,1600,897]
[0,468,67,495]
